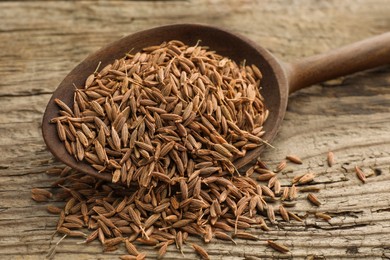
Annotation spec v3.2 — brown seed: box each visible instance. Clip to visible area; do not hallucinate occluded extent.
[315,212,332,221]
[104,237,123,247]
[90,100,105,116]
[214,144,233,158]
[256,172,276,181]
[56,121,67,141]
[355,166,367,183]
[286,155,303,164]
[288,211,303,222]
[327,151,335,167]
[214,231,236,244]
[267,240,290,253]
[307,193,321,206]
[111,126,121,150]
[158,241,169,259]
[144,213,160,229]
[64,197,76,215]
[267,205,276,223]
[275,160,287,172]
[85,229,99,243]
[120,256,137,260]
[125,240,140,255]
[172,219,193,228]
[289,184,298,201]
[31,193,49,202]
[233,231,258,241]
[298,172,315,185]
[192,243,209,260]
[94,140,107,163]
[46,205,62,214]
[136,253,146,260]
[299,186,321,192]
[31,188,52,199]
[54,98,74,116]
[279,205,290,222]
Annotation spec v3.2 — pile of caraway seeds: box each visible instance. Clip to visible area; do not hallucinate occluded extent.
[32,40,367,259]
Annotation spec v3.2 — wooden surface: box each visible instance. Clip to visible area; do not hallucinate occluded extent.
[1,0,390,259]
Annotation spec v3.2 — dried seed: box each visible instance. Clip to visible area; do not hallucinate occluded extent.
[298,172,315,185]
[31,188,52,199]
[85,229,99,243]
[279,205,290,222]
[172,219,193,228]
[327,151,335,167]
[313,212,331,222]
[47,205,62,214]
[275,160,287,172]
[54,98,74,116]
[307,193,321,206]
[355,166,366,183]
[289,185,298,201]
[125,240,140,255]
[286,155,303,164]
[158,241,169,259]
[214,231,236,244]
[192,243,209,260]
[104,237,123,247]
[233,231,258,241]
[267,240,290,253]
[31,193,49,202]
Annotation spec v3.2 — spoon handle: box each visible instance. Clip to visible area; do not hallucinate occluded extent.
[285,32,390,94]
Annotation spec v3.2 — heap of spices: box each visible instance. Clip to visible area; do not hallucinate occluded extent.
[38,163,299,259]
[37,41,344,258]
[51,40,268,185]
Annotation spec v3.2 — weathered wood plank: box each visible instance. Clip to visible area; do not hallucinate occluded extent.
[0,0,390,259]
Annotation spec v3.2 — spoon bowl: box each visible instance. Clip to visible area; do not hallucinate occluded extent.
[42,24,390,182]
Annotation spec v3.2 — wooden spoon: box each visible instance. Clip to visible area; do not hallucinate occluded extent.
[42,24,390,182]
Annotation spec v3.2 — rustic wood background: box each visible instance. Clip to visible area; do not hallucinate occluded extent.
[1,0,390,259]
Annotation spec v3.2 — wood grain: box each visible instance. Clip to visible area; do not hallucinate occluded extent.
[0,0,390,259]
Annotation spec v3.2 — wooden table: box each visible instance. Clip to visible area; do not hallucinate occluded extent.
[1,1,390,259]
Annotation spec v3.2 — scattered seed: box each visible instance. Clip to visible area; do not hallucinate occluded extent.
[327,151,335,167]
[355,166,366,183]
[307,193,321,206]
[192,243,209,259]
[275,160,287,172]
[267,240,290,253]
[286,155,302,164]
[315,212,332,221]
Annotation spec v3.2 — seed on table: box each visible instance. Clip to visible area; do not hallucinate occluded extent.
[289,184,298,201]
[31,193,50,202]
[355,166,367,183]
[267,240,290,253]
[288,211,303,222]
[233,231,259,241]
[327,151,335,167]
[158,241,169,259]
[286,155,303,164]
[279,205,290,222]
[85,229,99,243]
[275,160,287,172]
[46,205,62,214]
[119,255,137,260]
[298,172,315,185]
[192,243,209,260]
[307,193,321,206]
[31,188,53,199]
[315,212,332,221]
